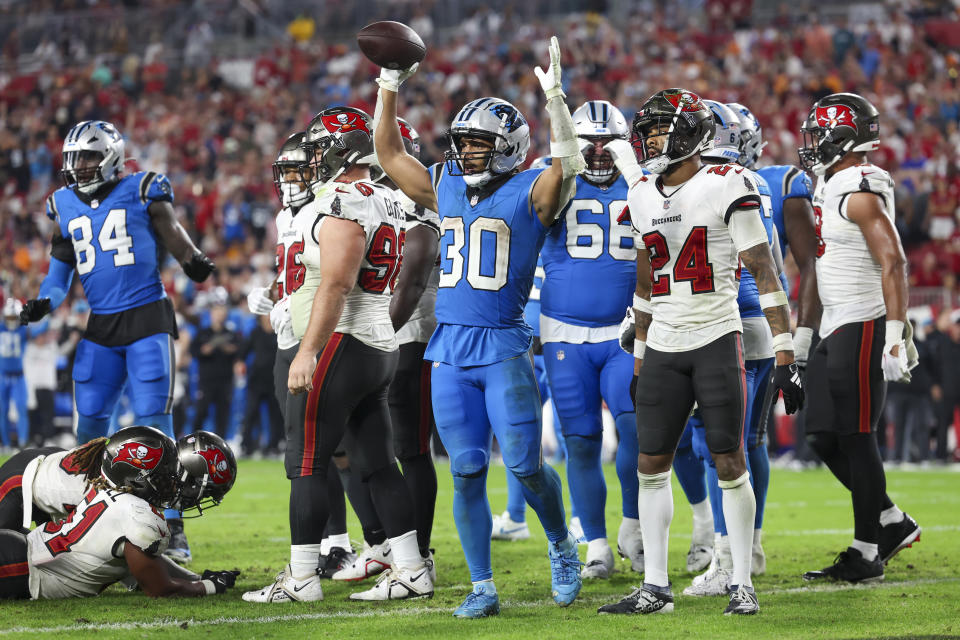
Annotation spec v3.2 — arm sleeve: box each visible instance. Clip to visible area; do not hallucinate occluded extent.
[38,256,75,311]
[139,172,175,204]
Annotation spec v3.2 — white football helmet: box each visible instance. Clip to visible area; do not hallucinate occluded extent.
[2,298,22,320]
[272,132,314,209]
[727,102,767,170]
[61,120,125,194]
[701,100,742,164]
[572,100,629,184]
[445,98,530,187]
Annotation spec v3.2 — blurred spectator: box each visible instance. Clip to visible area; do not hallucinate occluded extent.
[928,311,960,462]
[190,292,240,438]
[0,300,28,449]
[240,314,282,457]
[24,320,60,446]
[287,13,315,43]
[884,321,937,462]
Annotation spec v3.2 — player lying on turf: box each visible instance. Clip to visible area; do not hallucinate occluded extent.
[0,426,239,600]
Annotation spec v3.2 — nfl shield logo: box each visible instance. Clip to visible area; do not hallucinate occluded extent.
[663,200,670,210]
[557,350,565,361]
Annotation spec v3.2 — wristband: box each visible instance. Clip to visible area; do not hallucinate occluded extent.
[793,326,813,362]
[201,579,217,595]
[884,320,904,352]
[634,340,646,359]
[758,291,788,309]
[633,294,653,315]
[771,332,795,353]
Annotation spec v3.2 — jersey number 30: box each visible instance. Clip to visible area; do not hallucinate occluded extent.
[439,217,510,291]
[67,209,136,275]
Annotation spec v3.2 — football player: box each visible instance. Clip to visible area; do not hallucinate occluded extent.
[797,93,921,583]
[245,107,430,604]
[0,299,29,449]
[0,426,239,600]
[20,120,216,559]
[373,36,585,617]
[598,88,803,617]
[535,100,640,579]
[246,133,360,581]
[680,100,781,597]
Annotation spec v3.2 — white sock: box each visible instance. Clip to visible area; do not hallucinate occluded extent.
[690,498,713,543]
[388,530,423,571]
[851,538,878,562]
[879,504,904,527]
[753,528,763,547]
[327,533,351,551]
[636,470,673,588]
[319,537,331,556]
[587,537,611,558]
[719,471,756,588]
[290,544,323,579]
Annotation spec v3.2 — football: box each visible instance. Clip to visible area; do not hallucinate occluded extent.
[357,21,426,70]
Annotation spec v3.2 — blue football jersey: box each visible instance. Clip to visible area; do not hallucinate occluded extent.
[736,172,775,319]
[756,164,813,257]
[0,325,27,373]
[426,165,548,366]
[540,175,635,327]
[522,256,545,338]
[46,172,172,315]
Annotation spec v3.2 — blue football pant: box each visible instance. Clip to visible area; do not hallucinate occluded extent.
[73,334,175,443]
[542,339,639,539]
[691,357,775,534]
[0,374,28,447]
[434,355,568,582]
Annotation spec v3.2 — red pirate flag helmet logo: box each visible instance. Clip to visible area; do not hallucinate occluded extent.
[320,111,372,137]
[662,90,706,112]
[196,446,234,485]
[114,441,164,471]
[815,104,858,133]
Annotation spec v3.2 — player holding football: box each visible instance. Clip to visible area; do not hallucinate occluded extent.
[797,93,921,584]
[598,89,803,617]
[0,426,239,600]
[373,37,585,617]
[245,107,430,605]
[20,120,216,561]
[537,100,641,578]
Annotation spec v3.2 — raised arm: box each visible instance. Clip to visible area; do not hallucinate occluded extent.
[390,223,439,330]
[148,201,215,282]
[373,69,438,213]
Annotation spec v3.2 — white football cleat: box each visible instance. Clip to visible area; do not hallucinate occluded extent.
[332,541,392,582]
[688,507,715,573]
[751,529,766,576]
[682,564,731,596]
[423,549,437,584]
[349,565,434,601]
[617,519,644,573]
[581,540,615,579]
[491,511,530,541]
[242,565,324,603]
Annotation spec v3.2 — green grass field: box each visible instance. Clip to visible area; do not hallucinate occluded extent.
[1,460,958,639]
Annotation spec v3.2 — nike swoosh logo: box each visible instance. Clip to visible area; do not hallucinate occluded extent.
[499,526,525,535]
[408,570,427,584]
[292,583,310,592]
[335,187,350,194]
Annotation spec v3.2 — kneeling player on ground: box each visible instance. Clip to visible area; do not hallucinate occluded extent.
[0,426,239,600]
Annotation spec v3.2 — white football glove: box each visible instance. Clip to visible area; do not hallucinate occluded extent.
[604,137,645,186]
[246,287,274,316]
[269,297,292,336]
[618,307,636,355]
[534,36,565,100]
[881,343,910,382]
[376,63,419,93]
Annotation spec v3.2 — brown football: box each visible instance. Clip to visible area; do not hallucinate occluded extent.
[357,21,426,70]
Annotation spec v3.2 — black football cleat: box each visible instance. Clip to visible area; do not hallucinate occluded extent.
[724,584,759,615]
[597,584,674,615]
[879,513,921,565]
[802,548,884,584]
[319,546,356,580]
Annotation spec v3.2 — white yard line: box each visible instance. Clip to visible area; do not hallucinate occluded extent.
[2,577,958,636]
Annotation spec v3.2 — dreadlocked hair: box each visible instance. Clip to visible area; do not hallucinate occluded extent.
[89,475,132,494]
[61,437,109,482]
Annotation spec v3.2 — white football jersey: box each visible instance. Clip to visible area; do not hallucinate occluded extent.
[23,449,91,526]
[273,206,305,350]
[395,190,440,345]
[813,163,896,337]
[27,487,169,599]
[628,164,769,352]
[290,180,405,352]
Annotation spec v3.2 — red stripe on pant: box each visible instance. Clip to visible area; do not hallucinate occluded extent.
[0,562,28,578]
[0,475,22,504]
[857,320,875,433]
[301,333,344,476]
[418,359,433,455]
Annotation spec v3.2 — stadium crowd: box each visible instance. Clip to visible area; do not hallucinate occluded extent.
[0,0,957,461]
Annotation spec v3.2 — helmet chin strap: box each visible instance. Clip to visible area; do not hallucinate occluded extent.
[642,98,687,175]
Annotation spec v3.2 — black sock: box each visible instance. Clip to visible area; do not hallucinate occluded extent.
[837,432,886,544]
[337,465,386,545]
[324,464,347,536]
[399,453,437,556]
[289,474,329,545]
[367,463,416,538]
[807,432,895,511]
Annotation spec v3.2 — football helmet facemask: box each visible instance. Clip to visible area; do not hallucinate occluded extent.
[726,102,766,170]
[301,106,376,187]
[631,89,714,174]
[173,430,237,515]
[273,132,314,209]
[798,92,880,175]
[445,97,530,187]
[572,100,629,185]
[100,425,180,508]
[61,120,125,194]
